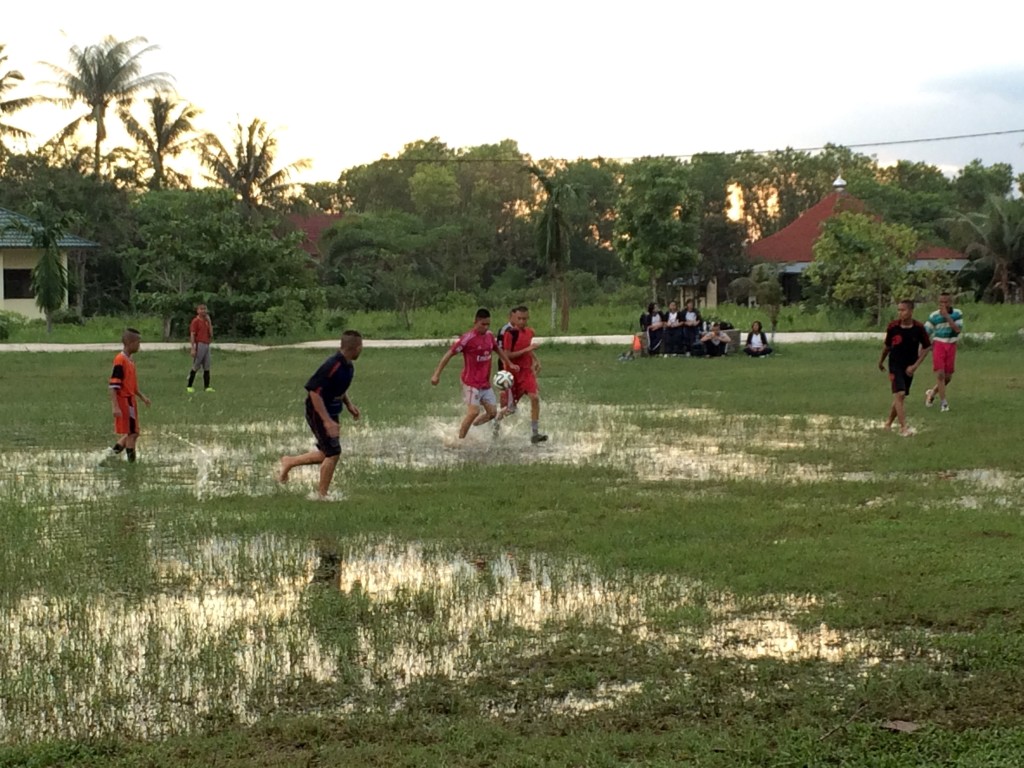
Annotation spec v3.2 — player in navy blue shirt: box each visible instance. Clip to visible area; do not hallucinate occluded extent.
[277,330,363,499]
[878,300,930,437]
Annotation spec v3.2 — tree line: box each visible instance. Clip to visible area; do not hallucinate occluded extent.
[1,37,1022,338]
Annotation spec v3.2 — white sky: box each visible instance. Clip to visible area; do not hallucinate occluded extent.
[5,0,1024,184]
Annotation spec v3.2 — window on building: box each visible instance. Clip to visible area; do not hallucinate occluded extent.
[3,269,33,299]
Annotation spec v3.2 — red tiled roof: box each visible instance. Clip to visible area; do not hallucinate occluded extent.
[746,192,865,264]
[914,245,964,261]
[745,192,964,264]
[286,213,343,257]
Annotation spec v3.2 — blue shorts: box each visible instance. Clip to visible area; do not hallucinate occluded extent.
[305,398,342,457]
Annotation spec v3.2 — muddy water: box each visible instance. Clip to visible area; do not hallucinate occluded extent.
[0,535,921,740]
[4,405,1017,504]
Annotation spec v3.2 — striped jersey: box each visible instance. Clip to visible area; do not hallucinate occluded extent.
[924,307,963,343]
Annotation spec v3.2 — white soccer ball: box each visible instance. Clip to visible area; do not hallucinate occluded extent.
[493,370,514,391]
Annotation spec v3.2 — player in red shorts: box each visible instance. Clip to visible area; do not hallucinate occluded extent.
[106,328,152,462]
[495,305,547,444]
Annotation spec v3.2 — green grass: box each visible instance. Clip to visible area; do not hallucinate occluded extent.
[1,342,1023,765]
[3,300,1022,343]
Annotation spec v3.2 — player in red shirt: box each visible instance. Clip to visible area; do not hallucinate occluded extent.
[106,328,151,462]
[186,303,215,393]
[878,299,931,437]
[495,305,547,444]
[431,308,517,439]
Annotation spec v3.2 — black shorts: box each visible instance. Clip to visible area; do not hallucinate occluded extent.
[305,398,342,457]
[889,369,913,395]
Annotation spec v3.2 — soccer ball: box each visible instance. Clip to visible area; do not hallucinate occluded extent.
[493,370,514,391]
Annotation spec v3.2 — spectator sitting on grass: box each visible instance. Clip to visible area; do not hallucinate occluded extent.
[699,322,731,358]
[745,320,773,357]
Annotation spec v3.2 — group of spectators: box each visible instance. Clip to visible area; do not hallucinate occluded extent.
[639,301,774,358]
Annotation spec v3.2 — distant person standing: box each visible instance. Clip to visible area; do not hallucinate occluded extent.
[186,304,214,393]
[277,330,363,500]
[681,299,702,355]
[924,292,963,412]
[431,308,517,439]
[664,300,684,356]
[495,305,548,444]
[878,300,931,437]
[106,328,151,463]
[640,302,666,356]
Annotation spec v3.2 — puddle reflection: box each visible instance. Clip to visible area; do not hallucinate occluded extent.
[0,536,916,741]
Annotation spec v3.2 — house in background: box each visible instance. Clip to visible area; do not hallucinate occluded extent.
[745,178,966,303]
[0,207,100,319]
[285,212,343,258]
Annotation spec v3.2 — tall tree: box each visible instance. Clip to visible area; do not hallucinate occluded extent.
[948,195,1024,303]
[119,96,200,189]
[3,202,79,333]
[43,35,173,179]
[614,156,702,302]
[0,44,35,161]
[200,118,310,211]
[805,211,919,325]
[528,164,578,331]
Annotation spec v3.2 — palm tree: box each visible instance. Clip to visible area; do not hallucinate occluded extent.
[42,35,173,178]
[120,96,200,189]
[0,44,35,158]
[949,196,1024,303]
[528,164,578,331]
[200,118,310,211]
[4,202,80,334]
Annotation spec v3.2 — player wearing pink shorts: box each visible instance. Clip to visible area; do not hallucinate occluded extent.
[431,308,517,439]
[923,292,963,412]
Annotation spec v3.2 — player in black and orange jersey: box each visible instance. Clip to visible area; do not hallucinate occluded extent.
[276,330,363,500]
[107,328,151,462]
[878,299,931,437]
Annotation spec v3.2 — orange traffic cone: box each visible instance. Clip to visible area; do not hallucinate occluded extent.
[632,335,642,352]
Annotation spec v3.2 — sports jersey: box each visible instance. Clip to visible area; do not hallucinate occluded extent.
[924,307,963,343]
[109,352,138,398]
[190,315,213,344]
[305,352,355,419]
[500,325,535,373]
[450,329,497,389]
[884,320,931,371]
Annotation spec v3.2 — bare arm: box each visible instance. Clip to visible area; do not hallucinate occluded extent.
[431,349,456,385]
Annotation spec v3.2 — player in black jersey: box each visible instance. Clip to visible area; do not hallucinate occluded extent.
[878,300,931,436]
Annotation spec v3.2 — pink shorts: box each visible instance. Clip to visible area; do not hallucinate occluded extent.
[932,342,957,375]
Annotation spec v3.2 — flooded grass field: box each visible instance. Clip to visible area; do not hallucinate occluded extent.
[1,342,1022,765]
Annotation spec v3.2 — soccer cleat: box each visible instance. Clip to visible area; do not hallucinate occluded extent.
[530,433,548,444]
[186,386,195,393]
[205,387,216,393]
[925,388,935,407]
[940,402,950,412]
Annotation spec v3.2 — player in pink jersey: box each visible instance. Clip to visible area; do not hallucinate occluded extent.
[431,308,518,439]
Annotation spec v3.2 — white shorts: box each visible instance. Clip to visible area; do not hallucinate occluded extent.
[462,384,497,407]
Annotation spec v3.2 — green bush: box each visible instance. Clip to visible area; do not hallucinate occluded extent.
[0,311,26,341]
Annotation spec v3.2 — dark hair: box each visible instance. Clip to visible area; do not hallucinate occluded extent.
[512,305,528,314]
[646,302,656,313]
[122,327,141,343]
[752,320,762,332]
[899,299,915,309]
[475,308,490,320]
[341,330,362,349]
